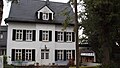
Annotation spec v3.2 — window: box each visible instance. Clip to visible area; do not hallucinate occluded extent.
[55,50,75,61]
[16,30,23,41]
[66,50,72,60]
[57,32,64,42]
[66,32,72,42]
[42,31,49,41]
[41,49,49,59]
[38,12,53,20]
[12,49,35,61]
[12,29,36,41]
[55,31,75,42]
[25,49,32,61]
[39,30,52,41]
[43,13,49,20]
[26,30,33,41]
[15,49,22,60]
[57,50,64,60]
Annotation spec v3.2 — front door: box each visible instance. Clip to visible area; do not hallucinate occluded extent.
[41,49,49,65]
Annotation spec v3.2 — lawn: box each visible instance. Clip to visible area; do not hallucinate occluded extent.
[69,66,100,68]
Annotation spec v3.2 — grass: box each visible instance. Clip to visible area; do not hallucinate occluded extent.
[69,66,100,68]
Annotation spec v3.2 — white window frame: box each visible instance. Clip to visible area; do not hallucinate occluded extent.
[42,31,49,41]
[41,49,49,59]
[66,50,72,60]
[43,13,49,20]
[57,32,64,42]
[16,30,23,41]
[26,30,33,41]
[15,49,22,60]
[57,50,64,60]
[66,32,72,42]
[25,49,32,61]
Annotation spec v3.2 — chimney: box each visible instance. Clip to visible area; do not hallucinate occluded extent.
[46,0,50,5]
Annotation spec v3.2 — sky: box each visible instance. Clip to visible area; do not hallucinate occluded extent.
[1,0,69,25]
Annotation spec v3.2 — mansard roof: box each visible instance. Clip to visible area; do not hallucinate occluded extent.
[5,0,74,25]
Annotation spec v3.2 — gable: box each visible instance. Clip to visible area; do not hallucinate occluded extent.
[37,6,54,20]
[38,6,53,13]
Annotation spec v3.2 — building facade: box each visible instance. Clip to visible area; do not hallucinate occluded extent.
[79,44,96,63]
[0,26,7,56]
[5,0,75,65]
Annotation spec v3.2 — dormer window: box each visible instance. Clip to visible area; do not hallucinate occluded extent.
[37,6,54,21]
[39,12,53,20]
[43,13,49,20]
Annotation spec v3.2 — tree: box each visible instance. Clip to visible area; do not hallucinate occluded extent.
[80,0,120,67]
[0,0,3,25]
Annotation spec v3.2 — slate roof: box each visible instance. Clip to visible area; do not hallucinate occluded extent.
[5,0,74,25]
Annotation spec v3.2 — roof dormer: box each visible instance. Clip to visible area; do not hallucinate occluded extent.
[37,6,54,20]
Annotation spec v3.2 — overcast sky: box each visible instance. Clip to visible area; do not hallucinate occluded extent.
[1,0,69,25]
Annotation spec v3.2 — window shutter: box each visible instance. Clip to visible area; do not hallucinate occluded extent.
[22,49,25,61]
[72,32,75,42]
[32,49,35,61]
[39,30,42,41]
[49,31,52,41]
[11,49,15,61]
[72,50,75,61]
[36,12,38,19]
[55,31,58,42]
[23,30,26,41]
[64,32,66,42]
[55,50,57,61]
[32,30,36,41]
[49,13,52,20]
[40,12,43,20]
[12,29,16,41]
[64,50,66,61]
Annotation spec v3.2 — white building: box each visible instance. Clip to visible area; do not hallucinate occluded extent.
[5,0,76,65]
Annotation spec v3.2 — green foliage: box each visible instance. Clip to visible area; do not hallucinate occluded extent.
[80,0,120,67]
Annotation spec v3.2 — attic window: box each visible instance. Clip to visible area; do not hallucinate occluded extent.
[43,13,49,20]
[38,12,53,20]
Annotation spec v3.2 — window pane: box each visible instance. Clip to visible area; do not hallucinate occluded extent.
[46,53,49,59]
[41,53,44,59]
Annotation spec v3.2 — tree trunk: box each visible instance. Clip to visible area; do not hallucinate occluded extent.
[0,0,3,25]
[74,0,79,68]
[100,26,111,67]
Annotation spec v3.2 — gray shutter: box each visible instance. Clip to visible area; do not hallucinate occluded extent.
[11,49,15,61]
[72,50,75,61]
[40,12,43,20]
[49,13,52,20]
[72,32,75,42]
[49,31,52,41]
[22,49,25,61]
[64,32,66,42]
[32,49,35,61]
[32,30,36,41]
[12,29,16,40]
[55,50,57,61]
[64,50,66,61]
[23,30,26,41]
[55,31,58,42]
[39,30,42,41]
